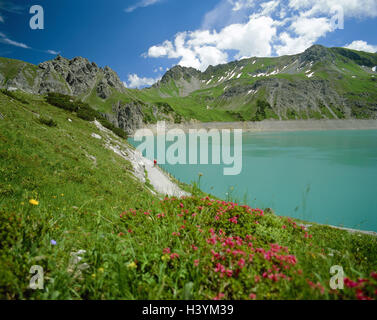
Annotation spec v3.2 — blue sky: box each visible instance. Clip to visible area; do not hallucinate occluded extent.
[0,0,376,88]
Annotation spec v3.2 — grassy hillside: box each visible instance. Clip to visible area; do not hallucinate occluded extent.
[134,46,377,122]
[1,91,377,300]
[0,57,39,89]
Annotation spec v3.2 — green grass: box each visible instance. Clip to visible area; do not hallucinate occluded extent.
[1,91,377,300]
[319,104,335,119]
[0,89,30,104]
[82,86,134,114]
[45,92,127,139]
[135,88,239,122]
[286,109,299,120]
[0,58,29,84]
[328,104,346,119]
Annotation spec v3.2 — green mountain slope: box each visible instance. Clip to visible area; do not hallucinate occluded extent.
[1,45,377,130]
[1,90,377,300]
[139,45,377,121]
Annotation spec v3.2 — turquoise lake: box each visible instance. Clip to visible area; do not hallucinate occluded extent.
[130,130,377,232]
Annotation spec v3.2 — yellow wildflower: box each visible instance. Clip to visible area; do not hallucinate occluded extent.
[91,273,96,279]
[98,268,104,273]
[29,199,39,206]
[127,262,137,269]
[161,254,170,262]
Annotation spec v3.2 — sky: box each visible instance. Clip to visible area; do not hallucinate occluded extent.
[0,0,377,88]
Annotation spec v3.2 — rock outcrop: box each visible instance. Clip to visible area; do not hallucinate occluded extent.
[153,65,203,96]
[221,78,346,116]
[1,55,126,98]
[103,101,144,135]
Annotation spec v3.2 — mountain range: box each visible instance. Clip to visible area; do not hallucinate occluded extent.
[1,44,377,133]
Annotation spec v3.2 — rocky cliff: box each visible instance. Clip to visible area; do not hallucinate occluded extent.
[102,101,144,135]
[2,55,126,97]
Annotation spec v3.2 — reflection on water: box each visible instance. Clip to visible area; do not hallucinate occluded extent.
[129,130,377,232]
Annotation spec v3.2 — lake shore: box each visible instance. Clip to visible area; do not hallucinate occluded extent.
[140,119,377,134]
[299,222,377,237]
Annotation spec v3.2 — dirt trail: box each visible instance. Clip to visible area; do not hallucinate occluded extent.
[93,120,189,198]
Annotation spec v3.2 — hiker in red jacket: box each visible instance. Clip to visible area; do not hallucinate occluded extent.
[154,159,157,167]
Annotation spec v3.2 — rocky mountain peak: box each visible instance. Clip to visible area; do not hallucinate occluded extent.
[299,44,335,64]
[36,55,125,97]
[159,65,202,84]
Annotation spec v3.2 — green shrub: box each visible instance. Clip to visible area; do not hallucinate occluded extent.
[155,102,174,114]
[111,126,128,139]
[45,92,77,112]
[251,99,271,121]
[76,102,99,121]
[44,93,127,139]
[308,109,323,119]
[38,116,57,127]
[0,89,29,104]
[98,117,127,139]
[351,105,371,119]
[174,113,183,124]
[142,106,157,124]
[226,111,245,121]
[319,104,334,119]
[331,105,346,119]
[286,108,299,120]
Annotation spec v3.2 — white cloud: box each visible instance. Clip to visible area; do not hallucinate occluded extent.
[275,32,309,56]
[345,40,377,53]
[292,17,331,38]
[0,32,61,54]
[144,0,377,69]
[146,14,276,71]
[201,0,251,30]
[260,0,281,15]
[148,40,175,58]
[125,74,161,89]
[275,16,332,55]
[231,0,255,12]
[216,15,277,58]
[153,66,164,72]
[3,38,29,48]
[229,0,279,14]
[125,0,162,13]
[47,50,60,55]
[0,32,29,49]
[288,0,377,19]
[0,2,25,14]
